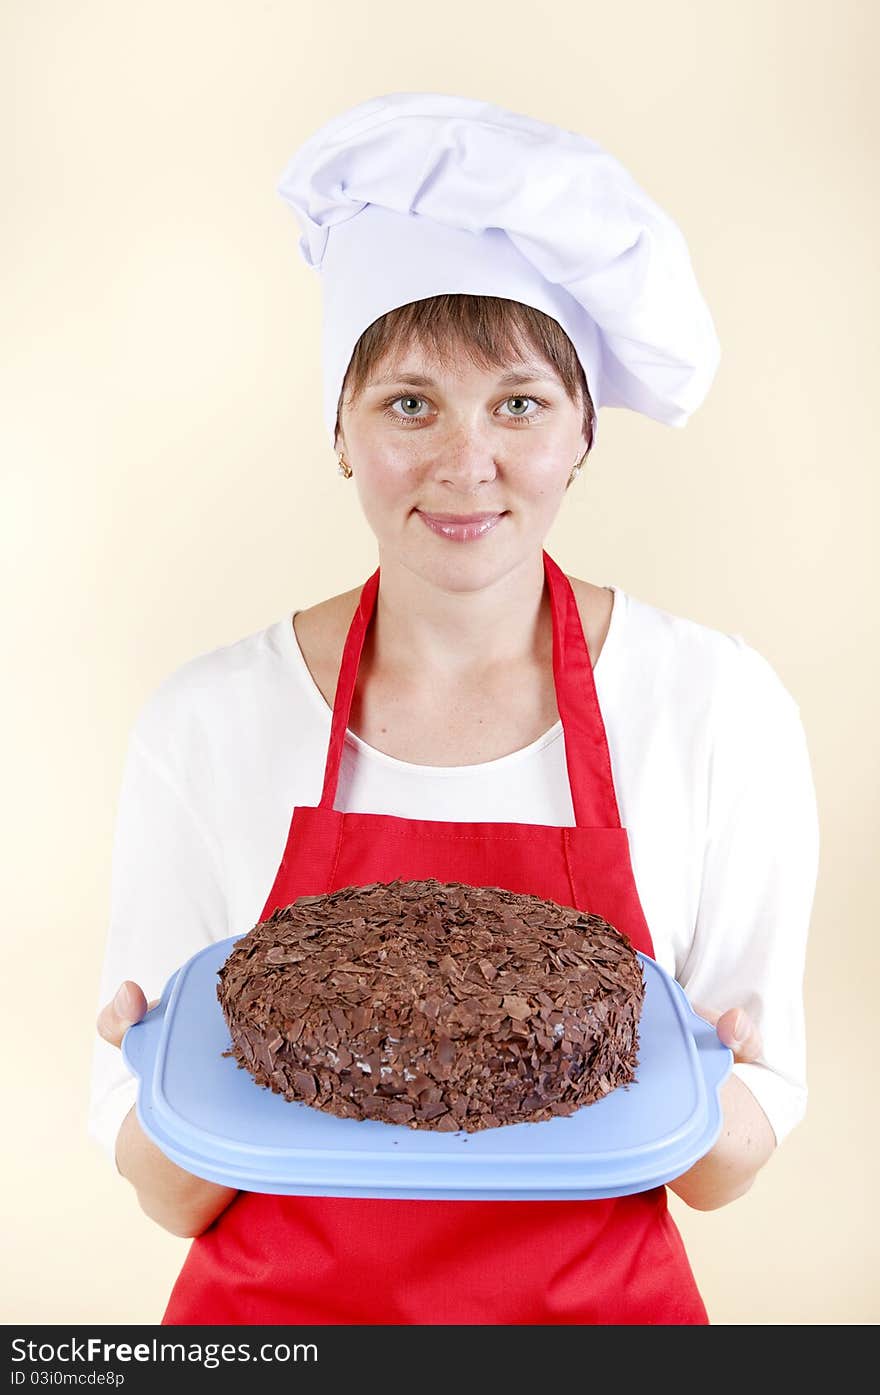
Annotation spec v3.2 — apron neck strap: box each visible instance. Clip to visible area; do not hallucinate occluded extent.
[319,550,621,829]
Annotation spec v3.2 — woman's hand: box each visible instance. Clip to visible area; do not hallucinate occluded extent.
[693,1004,763,1064]
[95,979,238,1237]
[666,1003,775,1210]
[96,980,157,1048]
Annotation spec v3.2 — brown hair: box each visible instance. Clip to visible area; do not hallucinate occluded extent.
[336,294,595,451]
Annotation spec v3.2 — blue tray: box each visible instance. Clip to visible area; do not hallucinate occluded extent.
[122,936,731,1200]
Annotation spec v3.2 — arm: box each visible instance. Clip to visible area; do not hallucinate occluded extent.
[666,1007,775,1210]
[88,692,241,1236]
[99,983,238,1239]
[117,1104,238,1238]
[667,639,819,1209]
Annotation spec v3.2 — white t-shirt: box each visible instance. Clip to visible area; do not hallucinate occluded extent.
[87,584,819,1167]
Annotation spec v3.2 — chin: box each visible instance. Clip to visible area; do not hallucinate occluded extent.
[392,538,541,596]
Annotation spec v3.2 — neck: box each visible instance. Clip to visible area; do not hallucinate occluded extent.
[367,549,551,684]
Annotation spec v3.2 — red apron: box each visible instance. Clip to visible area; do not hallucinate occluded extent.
[163,550,708,1325]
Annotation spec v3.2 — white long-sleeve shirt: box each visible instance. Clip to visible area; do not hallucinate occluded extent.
[87,583,820,1168]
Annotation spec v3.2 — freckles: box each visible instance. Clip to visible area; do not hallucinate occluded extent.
[383,443,421,472]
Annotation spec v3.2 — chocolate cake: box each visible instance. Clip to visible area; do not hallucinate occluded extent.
[218,879,645,1132]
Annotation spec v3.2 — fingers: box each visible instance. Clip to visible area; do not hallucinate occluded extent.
[692,1004,763,1063]
[716,1007,763,1062]
[96,980,151,1049]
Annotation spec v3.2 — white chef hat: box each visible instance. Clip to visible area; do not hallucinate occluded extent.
[276,92,721,448]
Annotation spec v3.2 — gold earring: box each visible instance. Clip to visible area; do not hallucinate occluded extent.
[336,451,353,479]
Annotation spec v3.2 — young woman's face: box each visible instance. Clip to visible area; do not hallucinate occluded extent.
[335,344,589,592]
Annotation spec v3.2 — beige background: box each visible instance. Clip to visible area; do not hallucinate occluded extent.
[2,0,877,1325]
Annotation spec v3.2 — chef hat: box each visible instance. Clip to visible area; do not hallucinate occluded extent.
[276,92,721,448]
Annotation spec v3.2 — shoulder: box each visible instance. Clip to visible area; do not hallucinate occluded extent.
[292,587,361,665]
[606,584,803,728]
[565,576,614,666]
[129,617,293,761]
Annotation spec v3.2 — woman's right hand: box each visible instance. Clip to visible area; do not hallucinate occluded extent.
[95,979,238,1237]
[96,980,157,1048]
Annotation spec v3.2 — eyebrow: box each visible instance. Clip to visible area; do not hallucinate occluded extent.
[371,368,559,388]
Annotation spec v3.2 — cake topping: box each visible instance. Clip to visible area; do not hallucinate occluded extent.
[218,879,645,1131]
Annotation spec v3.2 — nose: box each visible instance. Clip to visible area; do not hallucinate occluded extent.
[432,428,499,491]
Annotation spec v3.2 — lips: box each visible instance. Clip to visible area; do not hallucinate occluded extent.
[416,510,507,543]
[418,511,503,524]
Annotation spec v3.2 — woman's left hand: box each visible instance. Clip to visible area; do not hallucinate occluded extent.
[669,1005,773,1209]
[693,1005,763,1065]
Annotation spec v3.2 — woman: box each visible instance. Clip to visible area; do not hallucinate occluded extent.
[89,94,819,1324]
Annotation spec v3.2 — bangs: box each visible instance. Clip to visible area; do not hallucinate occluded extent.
[337,295,595,447]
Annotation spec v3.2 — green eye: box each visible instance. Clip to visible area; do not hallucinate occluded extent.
[380,394,550,425]
[382,396,428,422]
[500,396,549,421]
